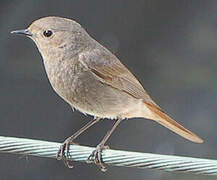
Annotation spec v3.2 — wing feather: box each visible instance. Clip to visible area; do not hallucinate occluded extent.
[79,48,160,108]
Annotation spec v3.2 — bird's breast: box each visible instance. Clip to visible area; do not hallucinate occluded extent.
[43,58,88,104]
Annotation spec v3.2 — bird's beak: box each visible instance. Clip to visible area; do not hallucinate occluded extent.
[11,29,32,37]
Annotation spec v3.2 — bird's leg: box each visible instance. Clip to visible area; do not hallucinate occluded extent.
[87,118,122,172]
[57,117,100,168]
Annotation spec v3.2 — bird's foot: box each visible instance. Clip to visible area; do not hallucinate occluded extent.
[57,138,78,168]
[87,144,109,172]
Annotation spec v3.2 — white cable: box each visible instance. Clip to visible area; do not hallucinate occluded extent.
[0,136,216,176]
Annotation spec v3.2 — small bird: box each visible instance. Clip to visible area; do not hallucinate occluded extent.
[11,16,203,171]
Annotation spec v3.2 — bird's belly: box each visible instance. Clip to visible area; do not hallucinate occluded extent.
[49,70,139,119]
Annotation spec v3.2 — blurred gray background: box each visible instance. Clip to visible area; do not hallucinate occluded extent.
[0,0,216,179]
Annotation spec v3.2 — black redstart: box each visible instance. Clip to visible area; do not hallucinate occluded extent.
[11,16,203,171]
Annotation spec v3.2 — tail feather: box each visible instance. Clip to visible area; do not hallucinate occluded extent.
[144,103,203,143]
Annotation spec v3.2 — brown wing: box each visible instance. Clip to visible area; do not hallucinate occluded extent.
[79,48,160,108]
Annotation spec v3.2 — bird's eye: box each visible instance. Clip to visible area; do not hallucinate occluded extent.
[43,30,53,37]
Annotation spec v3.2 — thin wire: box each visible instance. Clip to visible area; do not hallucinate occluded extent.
[0,136,216,176]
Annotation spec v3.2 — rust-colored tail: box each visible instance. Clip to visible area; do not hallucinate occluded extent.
[144,103,203,143]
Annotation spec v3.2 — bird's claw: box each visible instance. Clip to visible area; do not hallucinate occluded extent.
[87,144,109,172]
[57,138,77,168]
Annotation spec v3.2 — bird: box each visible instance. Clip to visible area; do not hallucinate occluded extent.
[11,16,203,171]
